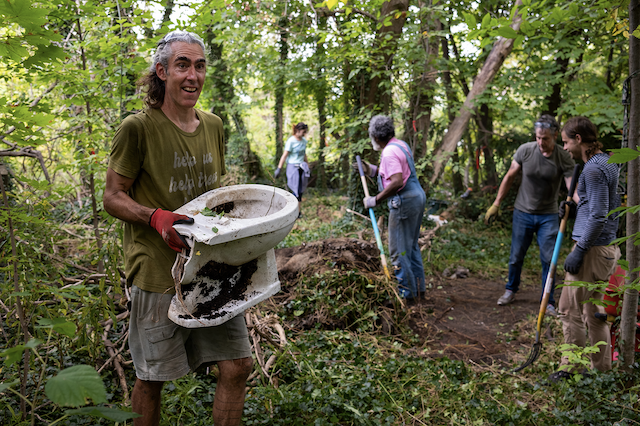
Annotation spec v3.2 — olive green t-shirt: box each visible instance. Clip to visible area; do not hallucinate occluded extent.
[513,141,575,214]
[109,108,226,293]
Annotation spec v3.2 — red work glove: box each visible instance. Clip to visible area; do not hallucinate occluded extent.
[149,209,194,252]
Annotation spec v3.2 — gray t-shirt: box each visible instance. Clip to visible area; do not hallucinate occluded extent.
[513,141,575,214]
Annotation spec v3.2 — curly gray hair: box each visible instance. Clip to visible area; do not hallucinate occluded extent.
[150,30,206,73]
[139,30,206,109]
[368,115,395,144]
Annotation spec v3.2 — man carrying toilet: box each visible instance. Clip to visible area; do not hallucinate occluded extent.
[104,30,252,426]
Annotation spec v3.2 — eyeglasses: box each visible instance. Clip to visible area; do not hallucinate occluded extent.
[157,33,179,47]
[534,121,558,130]
[157,31,203,47]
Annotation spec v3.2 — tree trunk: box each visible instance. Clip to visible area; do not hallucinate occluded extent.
[430,0,524,184]
[405,2,440,160]
[545,55,569,116]
[315,14,327,189]
[205,31,262,179]
[75,11,104,273]
[365,0,410,111]
[206,36,231,140]
[620,0,640,371]
[275,16,288,167]
[441,32,464,194]
[161,0,174,27]
[476,103,498,188]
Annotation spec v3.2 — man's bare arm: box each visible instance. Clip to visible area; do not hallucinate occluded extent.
[492,160,521,206]
[104,168,155,226]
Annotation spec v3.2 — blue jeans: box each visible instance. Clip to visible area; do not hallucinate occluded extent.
[388,178,427,299]
[507,209,559,305]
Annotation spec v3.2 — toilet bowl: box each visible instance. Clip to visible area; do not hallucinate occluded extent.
[168,184,298,327]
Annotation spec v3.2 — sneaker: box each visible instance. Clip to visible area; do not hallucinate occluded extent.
[546,304,558,317]
[497,290,515,305]
[548,370,572,383]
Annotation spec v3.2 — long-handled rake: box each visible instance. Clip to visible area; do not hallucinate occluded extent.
[514,164,580,372]
[355,155,392,280]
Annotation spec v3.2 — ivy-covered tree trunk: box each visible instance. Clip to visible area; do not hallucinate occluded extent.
[405,1,441,164]
[620,0,640,371]
[275,16,289,167]
[205,31,262,179]
[161,0,174,27]
[365,0,410,111]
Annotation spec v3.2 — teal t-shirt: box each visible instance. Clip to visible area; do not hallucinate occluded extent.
[284,136,307,164]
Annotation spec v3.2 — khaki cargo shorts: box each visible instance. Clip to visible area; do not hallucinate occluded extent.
[128,285,252,382]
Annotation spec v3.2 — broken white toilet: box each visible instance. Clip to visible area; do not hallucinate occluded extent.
[168,184,298,328]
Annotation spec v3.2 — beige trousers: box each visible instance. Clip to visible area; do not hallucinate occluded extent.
[558,244,620,372]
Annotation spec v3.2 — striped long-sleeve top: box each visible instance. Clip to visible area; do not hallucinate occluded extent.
[572,153,620,249]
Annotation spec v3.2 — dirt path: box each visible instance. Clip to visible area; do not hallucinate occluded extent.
[410,276,551,364]
[276,238,556,366]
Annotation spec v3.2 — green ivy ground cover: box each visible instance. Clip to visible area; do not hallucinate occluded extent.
[1,193,638,425]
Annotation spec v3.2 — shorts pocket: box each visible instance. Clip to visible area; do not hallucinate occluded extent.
[225,316,249,341]
[145,323,184,363]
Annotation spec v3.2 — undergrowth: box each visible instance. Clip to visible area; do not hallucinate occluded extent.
[2,192,639,425]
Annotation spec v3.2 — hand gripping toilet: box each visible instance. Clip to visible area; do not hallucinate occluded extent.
[167,184,299,328]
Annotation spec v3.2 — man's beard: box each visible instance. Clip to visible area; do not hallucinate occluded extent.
[371,138,382,151]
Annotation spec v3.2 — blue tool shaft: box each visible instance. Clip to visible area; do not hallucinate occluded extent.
[356,155,391,279]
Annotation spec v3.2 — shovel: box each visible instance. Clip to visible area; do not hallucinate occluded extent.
[355,155,392,280]
[514,164,580,372]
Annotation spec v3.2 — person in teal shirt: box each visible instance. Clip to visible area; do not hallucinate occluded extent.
[275,122,310,216]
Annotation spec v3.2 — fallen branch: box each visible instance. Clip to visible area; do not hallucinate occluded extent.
[419,222,442,252]
[102,324,130,403]
[98,329,129,374]
[346,208,370,221]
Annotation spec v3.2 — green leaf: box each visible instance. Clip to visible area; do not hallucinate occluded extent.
[23,45,66,68]
[633,27,640,39]
[45,365,107,407]
[463,12,477,29]
[37,317,77,337]
[65,406,142,421]
[326,0,339,10]
[1,339,41,366]
[1,346,25,366]
[607,148,640,164]
[497,26,518,39]
[201,206,216,216]
[0,380,20,393]
[481,13,491,28]
[551,7,564,23]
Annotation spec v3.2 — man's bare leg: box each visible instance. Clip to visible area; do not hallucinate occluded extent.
[132,379,164,426]
[212,357,253,426]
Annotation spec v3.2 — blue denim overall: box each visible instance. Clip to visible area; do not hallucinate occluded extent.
[385,141,427,299]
